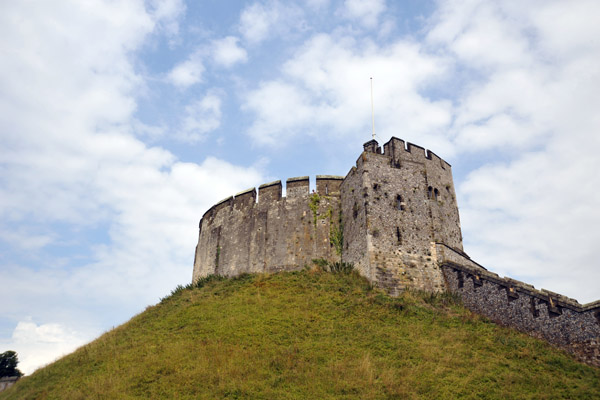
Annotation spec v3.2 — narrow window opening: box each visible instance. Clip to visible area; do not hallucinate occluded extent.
[396,195,404,210]
[325,184,328,195]
[353,202,358,219]
[396,227,402,244]
[434,188,439,201]
[530,297,539,318]
[457,271,464,288]
[427,186,433,199]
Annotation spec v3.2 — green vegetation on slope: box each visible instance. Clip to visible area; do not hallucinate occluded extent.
[3,269,599,399]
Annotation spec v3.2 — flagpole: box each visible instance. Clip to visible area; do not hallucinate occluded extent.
[370,77,375,139]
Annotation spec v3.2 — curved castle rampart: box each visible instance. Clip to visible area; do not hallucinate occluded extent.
[192,176,344,283]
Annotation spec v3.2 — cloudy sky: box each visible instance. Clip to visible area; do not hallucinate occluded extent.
[1,0,599,375]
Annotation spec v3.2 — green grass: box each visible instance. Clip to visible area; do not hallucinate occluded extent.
[3,269,599,399]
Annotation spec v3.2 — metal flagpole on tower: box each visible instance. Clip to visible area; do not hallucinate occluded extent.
[370,77,375,140]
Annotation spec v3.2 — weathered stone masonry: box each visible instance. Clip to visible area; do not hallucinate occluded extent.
[193,137,600,367]
[193,175,344,283]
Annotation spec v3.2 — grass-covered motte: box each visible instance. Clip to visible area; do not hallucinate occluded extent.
[3,269,599,399]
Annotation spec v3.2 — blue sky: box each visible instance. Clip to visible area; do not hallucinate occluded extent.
[1,0,600,374]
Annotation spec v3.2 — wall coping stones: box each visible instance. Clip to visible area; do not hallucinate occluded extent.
[234,187,256,197]
[286,176,309,183]
[258,180,281,189]
[214,196,233,208]
[435,242,487,270]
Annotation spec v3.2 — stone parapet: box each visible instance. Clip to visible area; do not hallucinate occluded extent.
[193,176,342,282]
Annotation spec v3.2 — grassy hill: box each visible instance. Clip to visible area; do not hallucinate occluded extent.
[2,268,599,399]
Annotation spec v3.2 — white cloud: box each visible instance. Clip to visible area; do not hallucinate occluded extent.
[427,0,532,70]
[4,320,89,376]
[243,81,313,145]
[211,36,248,67]
[306,0,330,10]
[166,54,204,88]
[340,0,386,28]
[178,92,223,142]
[0,227,54,251]
[0,0,267,374]
[239,2,276,43]
[428,0,600,303]
[244,34,451,148]
[148,0,186,42]
[238,1,305,44]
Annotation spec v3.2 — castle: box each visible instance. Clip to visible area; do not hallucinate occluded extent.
[193,137,600,367]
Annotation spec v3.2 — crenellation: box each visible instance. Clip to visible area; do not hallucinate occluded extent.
[213,196,233,213]
[426,151,447,170]
[233,188,256,208]
[406,142,426,158]
[192,138,600,367]
[316,175,344,195]
[258,180,282,203]
[286,176,309,198]
[363,139,381,154]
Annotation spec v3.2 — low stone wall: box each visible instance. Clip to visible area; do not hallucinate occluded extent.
[0,376,19,392]
[441,261,600,367]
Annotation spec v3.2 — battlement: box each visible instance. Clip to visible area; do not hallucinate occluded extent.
[286,176,309,198]
[203,175,346,221]
[363,137,451,170]
[195,174,343,283]
[442,261,599,312]
[441,261,600,366]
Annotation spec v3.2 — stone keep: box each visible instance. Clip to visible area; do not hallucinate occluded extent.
[193,136,600,367]
[193,137,463,294]
[341,138,462,295]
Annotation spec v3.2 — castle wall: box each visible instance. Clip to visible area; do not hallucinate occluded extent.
[341,164,371,281]
[441,261,600,366]
[193,177,343,282]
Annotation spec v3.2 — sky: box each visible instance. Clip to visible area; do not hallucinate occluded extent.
[1,0,599,375]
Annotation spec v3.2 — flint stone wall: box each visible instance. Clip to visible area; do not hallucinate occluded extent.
[441,260,600,366]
